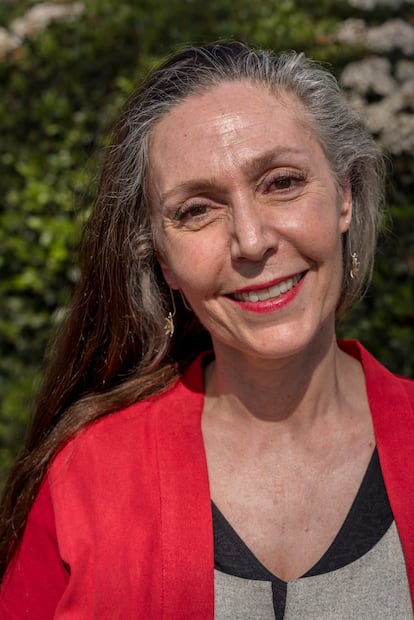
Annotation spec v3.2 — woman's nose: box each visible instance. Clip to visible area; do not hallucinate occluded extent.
[230,198,279,262]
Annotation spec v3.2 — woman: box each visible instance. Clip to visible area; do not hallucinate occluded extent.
[1,42,413,619]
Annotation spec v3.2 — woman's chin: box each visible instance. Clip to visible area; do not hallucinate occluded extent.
[211,312,337,366]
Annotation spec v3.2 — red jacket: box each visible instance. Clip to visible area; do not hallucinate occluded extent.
[1,341,414,618]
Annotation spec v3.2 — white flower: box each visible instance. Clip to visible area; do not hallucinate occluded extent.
[10,2,84,39]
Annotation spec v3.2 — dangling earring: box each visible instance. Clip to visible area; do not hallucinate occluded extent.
[164,289,176,338]
[179,290,192,312]
[350,252,360,280]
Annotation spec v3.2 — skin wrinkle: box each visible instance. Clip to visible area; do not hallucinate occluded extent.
[156,147,310,211]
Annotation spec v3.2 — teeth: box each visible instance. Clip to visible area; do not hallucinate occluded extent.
[232,274,301,302]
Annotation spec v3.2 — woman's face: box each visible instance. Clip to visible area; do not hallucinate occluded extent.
[149,81,352,364]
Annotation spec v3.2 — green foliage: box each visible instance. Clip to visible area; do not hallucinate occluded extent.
[0,0,413,483]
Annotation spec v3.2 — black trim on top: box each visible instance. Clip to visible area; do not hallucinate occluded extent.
[213,448,393,619]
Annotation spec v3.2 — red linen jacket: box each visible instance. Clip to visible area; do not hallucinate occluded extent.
[1,340,414,618]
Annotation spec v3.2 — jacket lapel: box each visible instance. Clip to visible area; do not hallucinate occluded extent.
[156,355,215,619]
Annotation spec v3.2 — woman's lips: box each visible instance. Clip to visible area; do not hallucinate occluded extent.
[228,273,304,303]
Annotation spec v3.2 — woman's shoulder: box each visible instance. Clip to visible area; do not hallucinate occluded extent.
[62,379,177,447]
[50,354,207,477]
[52,384,173,464]
[398,374,414,393]
[340,339,413,384]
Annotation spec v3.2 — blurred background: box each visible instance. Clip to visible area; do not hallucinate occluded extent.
[0,0,413,482]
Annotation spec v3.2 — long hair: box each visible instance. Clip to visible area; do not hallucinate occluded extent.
[0,41,385,577]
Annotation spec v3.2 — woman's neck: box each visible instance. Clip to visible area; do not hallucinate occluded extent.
[204,335,363,435]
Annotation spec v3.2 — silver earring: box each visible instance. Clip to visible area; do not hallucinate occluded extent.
[164,289,176,338]
[350,252,360,280]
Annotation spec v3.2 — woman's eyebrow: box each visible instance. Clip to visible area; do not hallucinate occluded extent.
[243,147,305,177]
[159,178,217,207]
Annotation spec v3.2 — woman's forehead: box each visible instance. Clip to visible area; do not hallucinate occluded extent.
[148,81,313,164]
[151,80,305,136]
[147,81,319,190]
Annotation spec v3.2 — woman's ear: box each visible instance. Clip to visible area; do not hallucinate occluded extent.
[156,251,179,290]
[339,180,353,233]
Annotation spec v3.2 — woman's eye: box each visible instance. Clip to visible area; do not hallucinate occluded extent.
[173,203,210,223]
[270,177,293,190]
[264,172,305,194]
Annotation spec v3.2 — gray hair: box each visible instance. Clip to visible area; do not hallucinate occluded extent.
[90,41,385,367]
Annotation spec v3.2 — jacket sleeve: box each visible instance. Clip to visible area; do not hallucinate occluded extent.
[0,476,69,618]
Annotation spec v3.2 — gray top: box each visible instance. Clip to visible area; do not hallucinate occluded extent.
[214,521,412,619]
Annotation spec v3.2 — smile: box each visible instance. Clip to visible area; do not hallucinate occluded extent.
[230,274,303,303]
